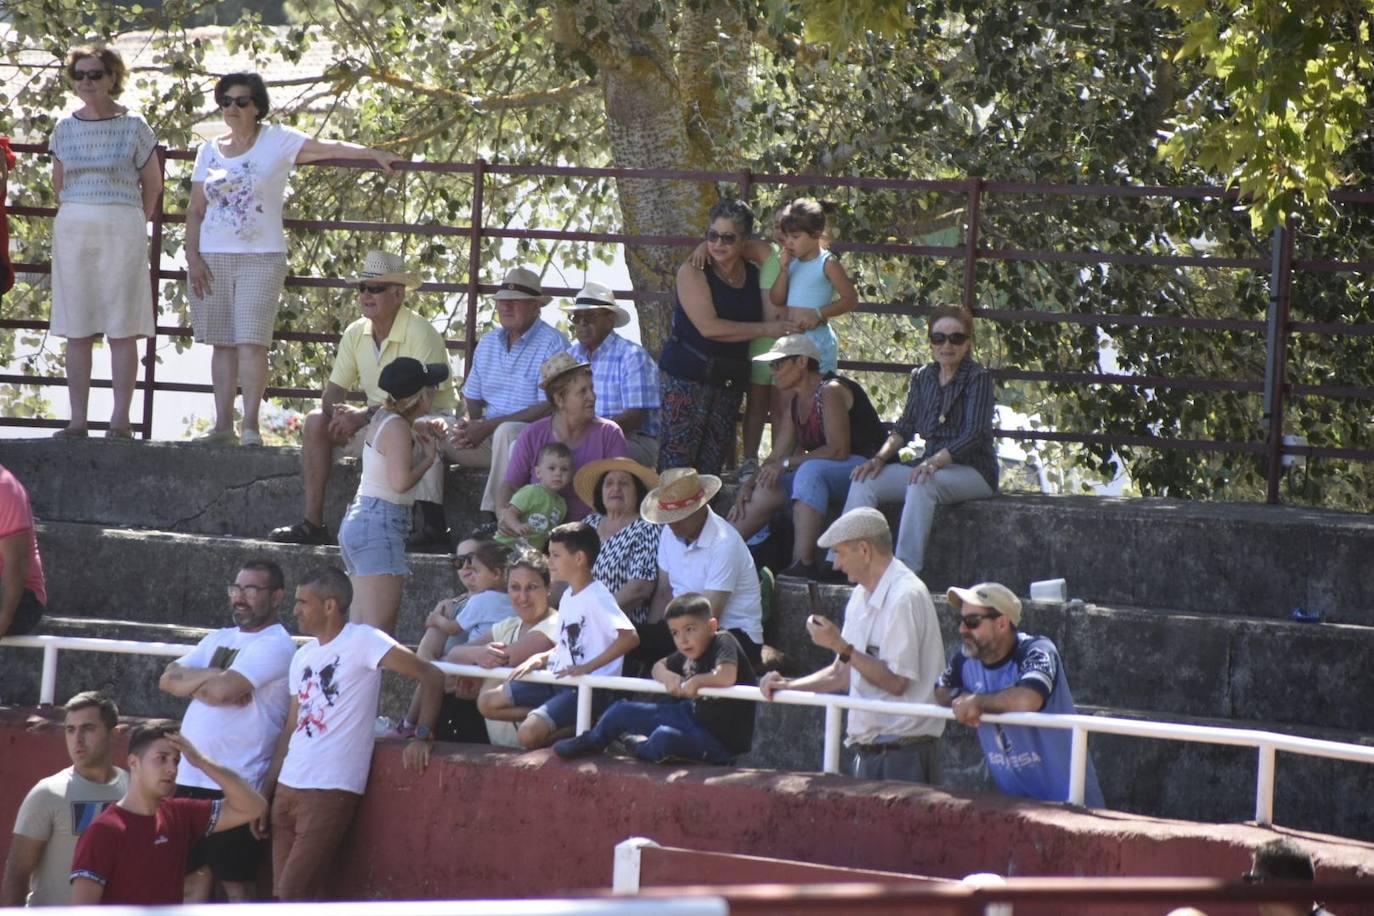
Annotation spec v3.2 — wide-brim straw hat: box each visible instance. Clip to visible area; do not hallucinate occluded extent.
[493,266,552,304]
[561,280,631,329]
[640,467,722,524]
[538,351,592,391]
[349,249,422,290]
[574,457,660,513]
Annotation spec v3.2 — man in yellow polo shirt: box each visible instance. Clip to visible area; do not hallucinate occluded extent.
[269,250,456,548]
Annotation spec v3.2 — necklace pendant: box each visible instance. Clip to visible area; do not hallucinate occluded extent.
[938,413,946,425]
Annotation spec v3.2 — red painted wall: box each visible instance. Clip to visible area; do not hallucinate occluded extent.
[3,709,1372,912]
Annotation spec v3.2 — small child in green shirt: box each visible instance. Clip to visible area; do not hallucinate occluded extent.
[496,442,572,552]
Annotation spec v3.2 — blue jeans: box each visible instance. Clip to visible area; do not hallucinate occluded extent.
[787,454,868,513]
[587,699,734,765]
[338,496,410,576]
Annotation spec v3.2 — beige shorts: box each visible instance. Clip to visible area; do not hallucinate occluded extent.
[190,252,288,346]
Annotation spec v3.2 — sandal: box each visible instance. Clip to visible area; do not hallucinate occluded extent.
[52,427,89,439]
[105,427,134,439]
[194,429,239,445]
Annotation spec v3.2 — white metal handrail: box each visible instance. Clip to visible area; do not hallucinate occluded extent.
[6,632,1374,826]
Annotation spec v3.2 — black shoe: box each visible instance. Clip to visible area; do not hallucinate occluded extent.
[777,561,819,580]
[406,526,452,553]
[268,519,332,545]
[553,734,601,759]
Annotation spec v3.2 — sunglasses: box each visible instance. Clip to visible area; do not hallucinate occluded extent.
[959,612,1001,629]
[452,553,476,569]
[73,68,107,82]
[357,283,396,294]
[218,96,255,109]
[706,230,739,245]
[930,332,970,346]
[568,312,604,325]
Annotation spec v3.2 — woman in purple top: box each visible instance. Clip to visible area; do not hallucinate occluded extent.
[497,352,627,524]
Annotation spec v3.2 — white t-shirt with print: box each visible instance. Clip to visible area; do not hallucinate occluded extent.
[175,623,297,790]
[550,580,633,677]
[279,623,399,795]
[191,123,309,253]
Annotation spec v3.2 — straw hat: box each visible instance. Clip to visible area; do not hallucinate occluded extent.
[537,351,591,391]
[494,266,552,304]
[349,250,422,290]
[561,280,631,329]
[640,467,722,524]
[573,457,660,512]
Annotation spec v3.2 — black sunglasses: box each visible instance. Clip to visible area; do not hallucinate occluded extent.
[930,332,970,346]
[706,230,739,244]
[452,553,476,568]
[959,611,1001,629]
[218,96,255,109]
[357,283,396,295]
[74,68,107,82]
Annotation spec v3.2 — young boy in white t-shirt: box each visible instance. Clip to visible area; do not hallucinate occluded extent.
[479,522,639,749]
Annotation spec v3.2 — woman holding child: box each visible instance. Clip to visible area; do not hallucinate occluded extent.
[336,357,445,635]
[728,335,888,579]
[658,199,798,475]
[574,458,661,623]
[497,352,627,526]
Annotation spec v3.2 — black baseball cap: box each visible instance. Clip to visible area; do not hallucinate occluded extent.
[378,358,449,399]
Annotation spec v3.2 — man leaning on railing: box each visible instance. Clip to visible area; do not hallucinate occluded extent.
[758,507,947,785]
[935,582,1105,807]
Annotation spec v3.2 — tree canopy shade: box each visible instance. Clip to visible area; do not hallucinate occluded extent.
[2,0,1371,509]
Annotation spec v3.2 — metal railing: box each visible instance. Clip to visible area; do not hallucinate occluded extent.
[3,145,1373,501]
[6,632,1374,828]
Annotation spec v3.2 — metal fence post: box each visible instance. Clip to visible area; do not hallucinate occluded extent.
[1254,743,1276,825]
[961,177,984,314]
[463,158,486,372]
[575,682,594,734]
[1263,224,1294,504]
[139,146,167,440]
[1068,726,1088,805]
[822,704,842,774]
[40,644,58,704]
[737,168,753,203]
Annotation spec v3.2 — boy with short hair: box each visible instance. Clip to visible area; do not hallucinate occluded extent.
[495,442,571,551]
[555,593,757,763]
[478,521,638,749]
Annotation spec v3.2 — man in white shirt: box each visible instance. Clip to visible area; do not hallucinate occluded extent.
[642,468,764,669]
[760,508,946,784]
[260,566,442,901]
[158,558,297,902]
[1,692,128,907]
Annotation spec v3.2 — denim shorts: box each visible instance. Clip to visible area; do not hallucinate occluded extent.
[338,496,410,577]
[506,681,578,730]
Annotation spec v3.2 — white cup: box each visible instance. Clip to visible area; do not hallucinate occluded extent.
[1029,578,1067,603]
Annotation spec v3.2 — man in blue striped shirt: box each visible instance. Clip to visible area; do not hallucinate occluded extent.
[563,281,661,468]
[444,266,568,513]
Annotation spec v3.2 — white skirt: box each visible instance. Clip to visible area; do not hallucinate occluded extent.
[50,202,155,339]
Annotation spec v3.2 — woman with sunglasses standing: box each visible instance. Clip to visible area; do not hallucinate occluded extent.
[838,305,998,575]
[48,46,160,439]
[185,72,400,445]
[658,199,798,474]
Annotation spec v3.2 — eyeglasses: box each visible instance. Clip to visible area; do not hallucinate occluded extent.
[227,585,271,599]
[357,283,396,295]
[452,553,476,569]
[959,611,1001,629]
[568,312,603,325]
[74,68,107,82]
[706,230,739,245]
[929,332,970,346]
[218,96,255,109]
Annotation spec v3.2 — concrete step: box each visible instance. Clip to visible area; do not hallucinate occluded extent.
[3,616,1371,842]
[26,521,1374,738]
[6,436,1374,623]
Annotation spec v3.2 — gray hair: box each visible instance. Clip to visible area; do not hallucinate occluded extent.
[298,566,353,613]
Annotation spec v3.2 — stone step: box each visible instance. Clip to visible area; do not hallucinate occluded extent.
[3,617,1370,842]
[26,521,1374,738]
[6,436,1374,623]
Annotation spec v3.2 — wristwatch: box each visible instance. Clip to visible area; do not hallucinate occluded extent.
[414,724,432,741]
[838,643,854,664]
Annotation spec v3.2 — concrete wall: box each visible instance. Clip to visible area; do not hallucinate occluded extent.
[2,712,1371,910]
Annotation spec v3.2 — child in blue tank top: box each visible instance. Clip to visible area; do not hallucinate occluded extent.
[768,198,858,374]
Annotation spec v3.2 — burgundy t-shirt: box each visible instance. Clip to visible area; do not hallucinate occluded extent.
[70,797,218,904]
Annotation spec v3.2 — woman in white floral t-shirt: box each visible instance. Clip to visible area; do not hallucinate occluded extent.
[185,72,401,446]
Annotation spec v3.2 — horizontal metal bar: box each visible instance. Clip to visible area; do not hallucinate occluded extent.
[992,428,1270,455]
[979,247,1266,270]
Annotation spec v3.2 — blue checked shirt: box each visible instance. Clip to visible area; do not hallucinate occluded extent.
[462,319,568,418]
[570,332,662,439]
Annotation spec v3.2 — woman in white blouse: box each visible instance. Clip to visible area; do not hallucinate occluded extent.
[48,45,161,439]
[185,72,400,445]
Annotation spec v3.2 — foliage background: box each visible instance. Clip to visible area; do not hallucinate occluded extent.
[2,0,1371,507]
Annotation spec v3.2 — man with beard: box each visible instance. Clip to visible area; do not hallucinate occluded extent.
[934,581,1104,807]
[158,559,296,901]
